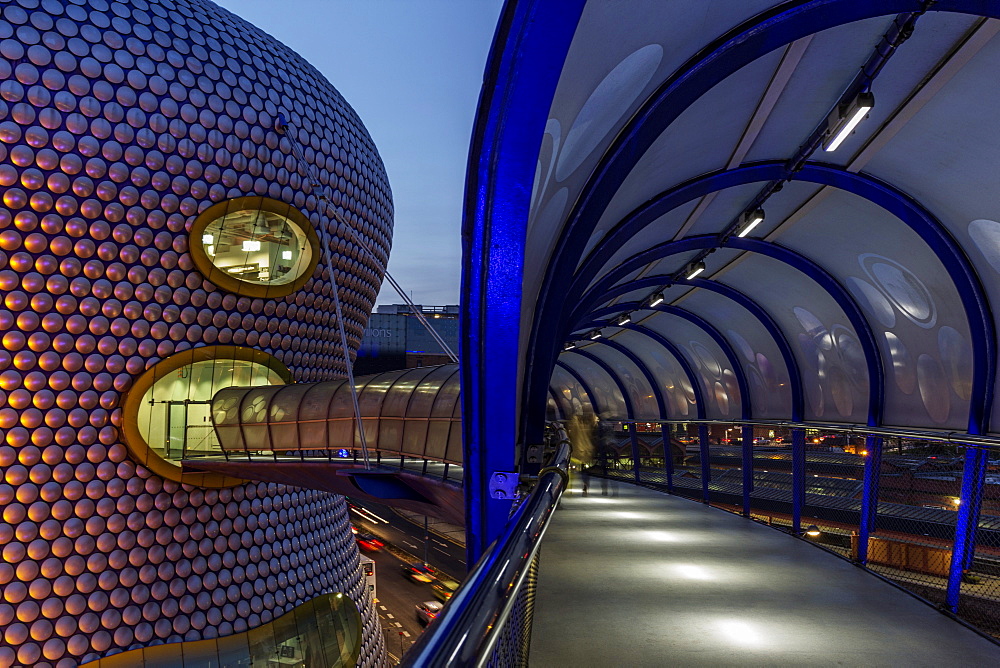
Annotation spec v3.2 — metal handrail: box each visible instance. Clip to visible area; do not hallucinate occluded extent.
[402,433,571,667]
[606,417,1000,447]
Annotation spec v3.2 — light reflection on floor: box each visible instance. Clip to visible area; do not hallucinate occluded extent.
[673,563,714,580]
[713,619,765,647]
[531,479,1000,666]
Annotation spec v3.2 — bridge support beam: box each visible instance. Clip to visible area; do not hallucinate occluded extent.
[742,425,754,517]
[857,435,883,564]
[947,445,989,612]
[792,428,806,533]
[662,424,674,493]
[699,424,711,503]
[629,423,641,484]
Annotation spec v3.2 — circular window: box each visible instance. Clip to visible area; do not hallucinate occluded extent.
[190,196,321,298]
[120,346,292,485]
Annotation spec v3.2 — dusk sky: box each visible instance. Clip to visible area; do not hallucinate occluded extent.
[215,0,505,307]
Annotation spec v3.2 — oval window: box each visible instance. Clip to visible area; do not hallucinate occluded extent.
[120,346,292,485]
[190,196,321,298]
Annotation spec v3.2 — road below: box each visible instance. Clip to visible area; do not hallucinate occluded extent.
[364,546,438,663]
[350,500,466,579]
[349,500,466,664]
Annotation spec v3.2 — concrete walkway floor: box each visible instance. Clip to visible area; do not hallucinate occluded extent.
[529,480,1000,667]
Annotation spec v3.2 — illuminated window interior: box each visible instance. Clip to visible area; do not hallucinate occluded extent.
[136,358,286,462]
[200,207,312,287]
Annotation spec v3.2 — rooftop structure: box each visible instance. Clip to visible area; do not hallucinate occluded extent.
[357,305,459,373]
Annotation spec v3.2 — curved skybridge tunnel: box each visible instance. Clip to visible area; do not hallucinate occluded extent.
[182,364,469,524]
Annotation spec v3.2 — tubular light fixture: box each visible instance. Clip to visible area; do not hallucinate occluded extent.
[589,329,603,340]
[822,91,874,152]
[564,341,577,351]
[615,313,631,326]
[647,292,665,308]
[736,209,765,238]
[685,260,706,280]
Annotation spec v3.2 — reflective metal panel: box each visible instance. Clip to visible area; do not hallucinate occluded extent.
[79,592,361,668]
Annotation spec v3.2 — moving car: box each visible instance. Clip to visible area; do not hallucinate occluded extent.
[356,533,384,552]
[432,578,460,602]
[416,600,443,625]
[402,562,436,583]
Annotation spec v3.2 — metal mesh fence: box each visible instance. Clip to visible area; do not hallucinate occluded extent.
[955,446,1000,637]
[485,552,540,668]
[865,438,961,608]
[799,436,865,557]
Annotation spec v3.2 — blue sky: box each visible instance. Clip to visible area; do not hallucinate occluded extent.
[214,0,505,306]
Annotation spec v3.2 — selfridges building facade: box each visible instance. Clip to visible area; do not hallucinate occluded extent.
[0,0,393,665]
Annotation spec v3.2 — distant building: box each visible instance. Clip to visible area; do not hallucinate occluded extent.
[356,305,460,373]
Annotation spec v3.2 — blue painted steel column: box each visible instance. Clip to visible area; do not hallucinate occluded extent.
[791,428,806,533]
[946,445,989,612]
[698,424,711,503]
[629,423,641,484]
[857,435,883,564]
[662,424,675,492]
[742,425,754,517]
[459,0,586,566]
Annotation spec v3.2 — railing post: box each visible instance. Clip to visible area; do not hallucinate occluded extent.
[661,423,674,493]
[946,444,988,613]
[629,422,641,484]
[698,424,710,503]
[741,424,753,517]
[791,427,805,533]
[856,435,882,564]
[600,433,609,478]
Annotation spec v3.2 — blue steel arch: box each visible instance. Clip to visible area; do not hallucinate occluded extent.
[579,304,751,420]
[572,275,805,421]
[624,324,708,421]
[525,1,928,437]
[567,161,994,434]
[554,360,601,417]
[523,1,1000,440]
[688,278,805,422]
[461,0,588,559]
[595,337,679,484]
[548,387,567,419]
[586,338,670,420]
[563,348,639,420]
[560,351,648,483]
[575,235,885,426]
[466,0,1000,620]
